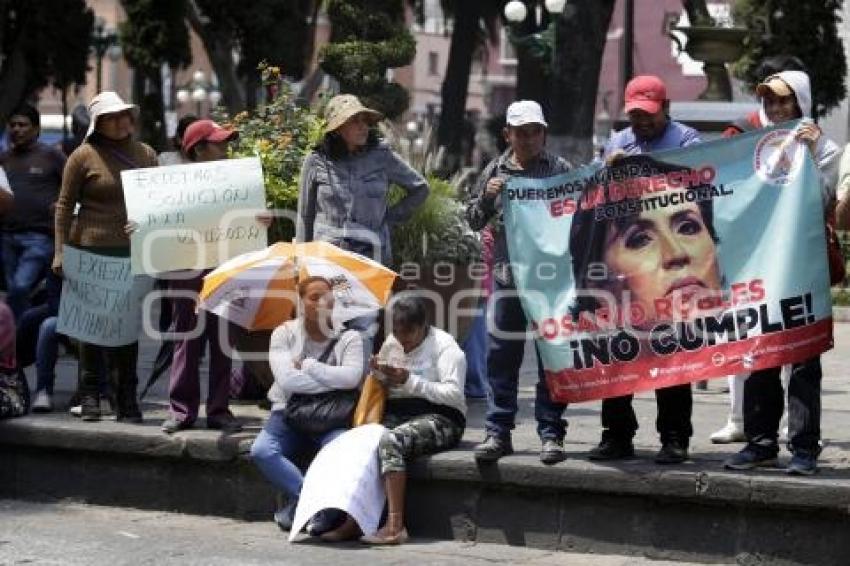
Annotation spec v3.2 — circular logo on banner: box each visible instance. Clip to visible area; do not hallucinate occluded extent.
[753,129,805,186]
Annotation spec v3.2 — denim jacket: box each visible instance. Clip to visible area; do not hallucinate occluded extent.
[295,142,429,265]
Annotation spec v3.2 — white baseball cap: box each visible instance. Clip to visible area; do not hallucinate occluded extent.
[85,91,139,140]
[505,100,548,127]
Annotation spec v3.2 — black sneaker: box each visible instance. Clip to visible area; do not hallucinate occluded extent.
[207,415,243,433]
[724,446,778,470]
[655,440,689,464]
[80,395,101,422]
[540,438,567,465]
[588,437,634,461]
[787,451,818,476]
[474,435,513,462]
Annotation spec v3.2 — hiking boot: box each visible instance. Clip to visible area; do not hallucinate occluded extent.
[588,437,634,461]
[474,435,513,463]
[787,451,818,476]
[655,440,689,464]
[540,438,567,465]
[724,446,778,471]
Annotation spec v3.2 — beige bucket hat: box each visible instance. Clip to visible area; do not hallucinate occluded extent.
[324,94,383,133]
[85,91,139,139]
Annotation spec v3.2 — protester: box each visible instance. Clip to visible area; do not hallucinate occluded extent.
[250,276,365,532]
[591,76,702,464]
[724,70,841,475]
[60,105,91,157]
[356,295,465,544]
[721,55,807,138]
[1,104,66,319]
[712,55,810,445]
[0,302,28,419]
[159,119,249,434]
[52,91,158,423]
[17,271,61,412]
[295,94,429,266]
[465,100,571,465]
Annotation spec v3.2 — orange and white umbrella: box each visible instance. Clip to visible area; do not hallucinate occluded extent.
[199,241,397,330]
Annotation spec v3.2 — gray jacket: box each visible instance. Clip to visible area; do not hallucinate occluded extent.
[295,142,429,265]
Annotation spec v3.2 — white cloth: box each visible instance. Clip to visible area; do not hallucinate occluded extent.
[289,424,387,542]
[377,326,467,417]
[267,318,365,411]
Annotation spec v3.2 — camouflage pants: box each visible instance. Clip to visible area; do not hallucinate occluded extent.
[378,413,464,475]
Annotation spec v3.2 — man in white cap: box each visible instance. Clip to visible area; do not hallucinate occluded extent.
[465,100,571,465]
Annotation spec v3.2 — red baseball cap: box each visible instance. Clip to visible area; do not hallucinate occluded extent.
[624,75,667,115]
[182,119,237,154]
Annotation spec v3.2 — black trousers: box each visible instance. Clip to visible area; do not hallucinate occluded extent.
[744,356,821,456]
[601,384,693,445]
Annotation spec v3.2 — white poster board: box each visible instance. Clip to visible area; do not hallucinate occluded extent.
[56,245,153,346]
[290,424,387,541]
[121,157,268,274]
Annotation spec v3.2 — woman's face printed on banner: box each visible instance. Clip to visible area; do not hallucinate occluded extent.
[601,188,722,322]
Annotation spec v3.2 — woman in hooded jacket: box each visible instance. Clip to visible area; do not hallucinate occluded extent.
[723,70,842,476]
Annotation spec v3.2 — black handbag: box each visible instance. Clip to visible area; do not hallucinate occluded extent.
[283,338,359,435]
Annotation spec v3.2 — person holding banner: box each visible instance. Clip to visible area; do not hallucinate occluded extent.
[295,94,429,267]
[52,92,157,422]
[250,276,365,533]
[466,100,571,465]
[724,70,841,475]
[590,76,703,464]
[159,119,248,434]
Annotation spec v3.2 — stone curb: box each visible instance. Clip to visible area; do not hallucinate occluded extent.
[3,416,850,516]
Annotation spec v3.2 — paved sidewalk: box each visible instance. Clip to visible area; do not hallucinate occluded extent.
[26,321,850,474]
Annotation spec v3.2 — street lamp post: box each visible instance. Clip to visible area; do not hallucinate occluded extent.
[91,17,119,93]
[503,0,567,70]
[176,70,222,117]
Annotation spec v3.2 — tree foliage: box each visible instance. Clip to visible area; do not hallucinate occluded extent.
[119,0,191,72]
[732,0,846,118]
[0,0,93,123]
[320,0,416,119]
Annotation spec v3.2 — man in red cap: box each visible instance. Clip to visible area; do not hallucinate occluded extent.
[602,75,700,160]
[593,75,702,465]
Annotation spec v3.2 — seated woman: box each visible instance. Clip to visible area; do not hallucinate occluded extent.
[324,295,466,544]
[250,276,364,531]
[0,302,29,419]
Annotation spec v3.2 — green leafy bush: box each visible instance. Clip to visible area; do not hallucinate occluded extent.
[389,176,480,267]
[217,64,325,243]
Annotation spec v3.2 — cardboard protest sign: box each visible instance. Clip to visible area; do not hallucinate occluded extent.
[121,157,268,274]
[56,246,153,347]
[503,123,833,403]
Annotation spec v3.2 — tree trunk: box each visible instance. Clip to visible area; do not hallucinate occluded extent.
[186,0,246,113]
[0,44,32,126]
[436,0,479,174]
[547,0,616,166]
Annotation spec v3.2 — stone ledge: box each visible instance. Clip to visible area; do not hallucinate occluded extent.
[3,414,850,516]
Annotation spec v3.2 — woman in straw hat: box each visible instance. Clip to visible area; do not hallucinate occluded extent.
[52,91,157,423]
[295,94,429,267]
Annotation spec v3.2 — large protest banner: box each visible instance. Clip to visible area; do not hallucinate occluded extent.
[121,157,268,274]
[56,246,154,347]
[503,123,833,403]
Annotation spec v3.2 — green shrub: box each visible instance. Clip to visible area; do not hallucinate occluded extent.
[216,64,325,243]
